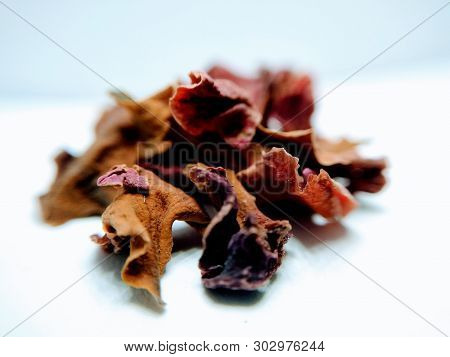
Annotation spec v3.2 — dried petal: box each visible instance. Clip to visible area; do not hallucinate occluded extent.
[97,164,149,195]
[313,137,361,166]
[93,165,208,302]
[208,66,314,131]
[314,137,387,193]
[238,147,357,219]
[202,215,280,290]
[263,70,314,131]
[186,164,291,290]
[208,65,272,112]
[300,169,357,218]
[90,233,114,253]
[170,72,262,149]
[40,86,173,225]
[207,65,385,193]
[255,127,386,193]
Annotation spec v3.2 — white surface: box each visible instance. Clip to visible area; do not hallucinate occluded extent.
[0,67,449,337]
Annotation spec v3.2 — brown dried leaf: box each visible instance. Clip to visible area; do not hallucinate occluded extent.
[93,165,208,302]
[40,86,173,226]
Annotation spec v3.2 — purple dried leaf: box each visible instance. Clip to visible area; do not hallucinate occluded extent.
[187,164,291,290]
[97,164,149,195]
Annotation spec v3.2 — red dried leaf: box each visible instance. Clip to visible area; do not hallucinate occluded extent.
[238,147,358,219]
[170,72,262,149]
[255,127,387,194]
[263,70,314,131]
[208,65,272,112]
[208,66,314,131]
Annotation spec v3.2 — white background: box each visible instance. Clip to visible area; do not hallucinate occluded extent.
[0,0,449,337]
[1,0,449,99]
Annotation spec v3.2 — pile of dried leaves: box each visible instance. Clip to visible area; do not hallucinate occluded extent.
[40,66,386,304]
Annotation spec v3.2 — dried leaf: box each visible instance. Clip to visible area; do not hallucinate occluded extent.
[170,72,262,149]
[255,127,386,193]
[208,66,314,131]
[186,164,291,290]
[263,70,314,131]
[208,65,385,193]
[93,165,209,302]
[238,147,357,219]
[97,164,150,195]
[40,86,173,225]
[208,65,272,112]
